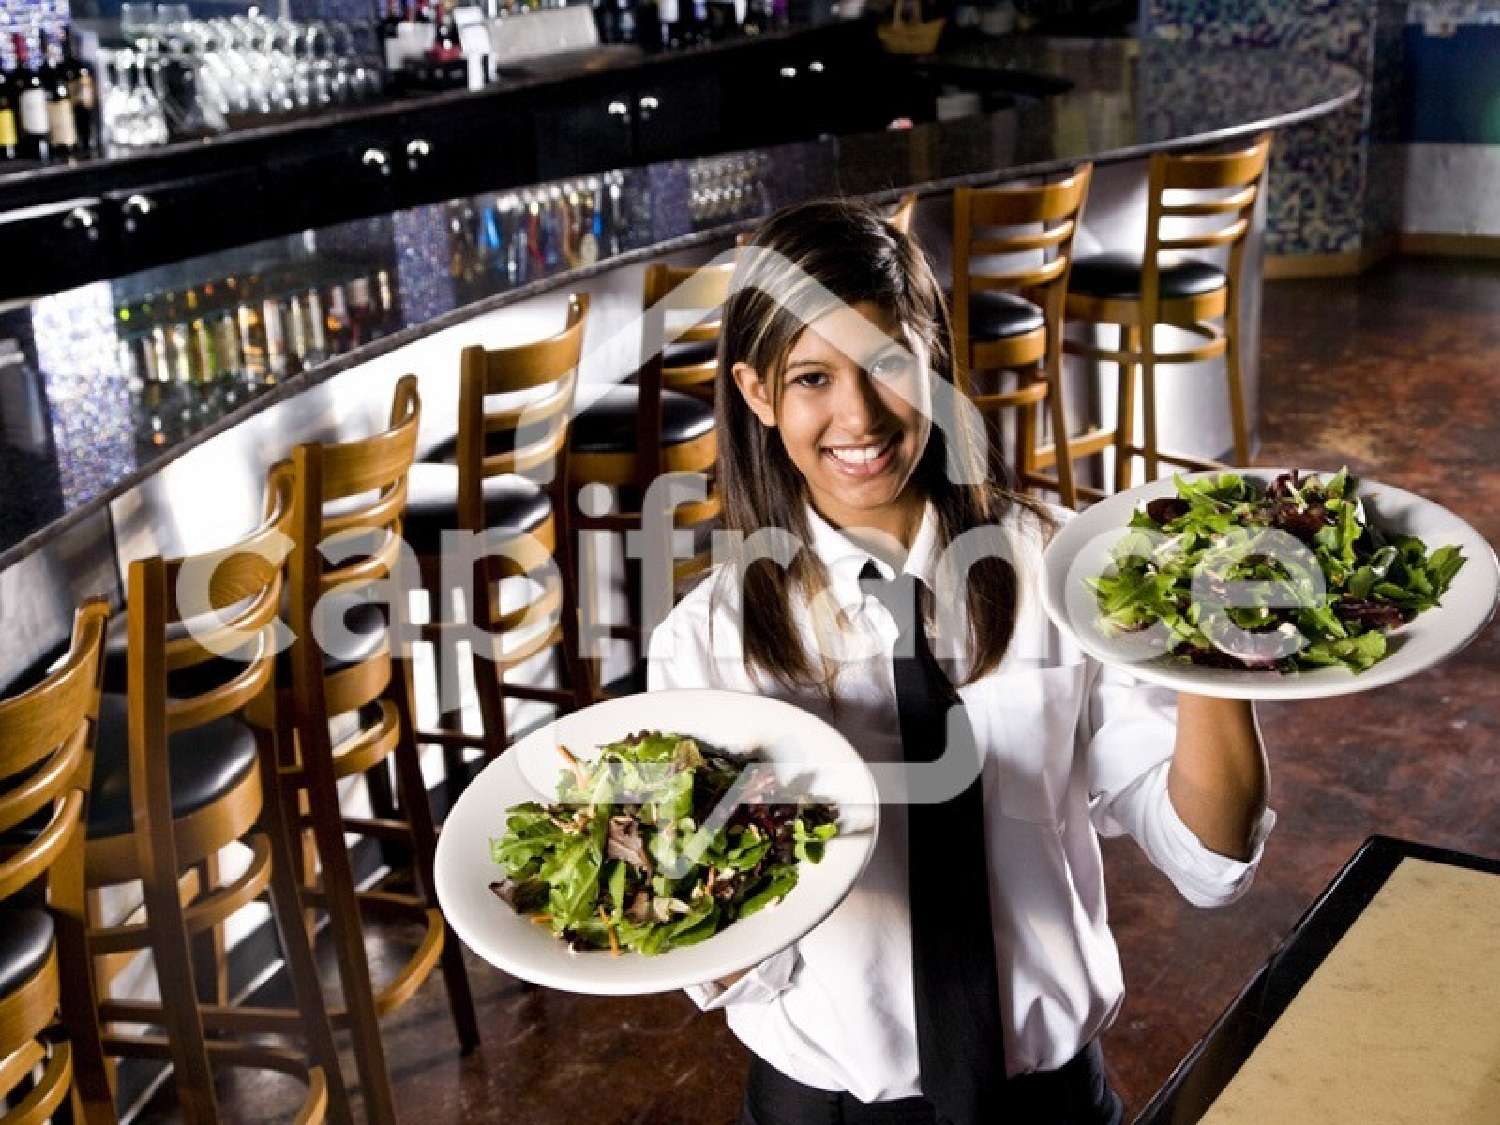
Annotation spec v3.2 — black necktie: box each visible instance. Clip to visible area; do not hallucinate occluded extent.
[861,561,1009,1125]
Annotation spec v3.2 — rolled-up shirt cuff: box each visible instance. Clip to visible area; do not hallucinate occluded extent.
[684,945,799,1012]
[1155,775,1277,908]
[1096,759,1277,909]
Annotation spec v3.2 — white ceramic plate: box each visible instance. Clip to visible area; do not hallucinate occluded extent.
[1040,469,1500,700]
[434,689,880,995]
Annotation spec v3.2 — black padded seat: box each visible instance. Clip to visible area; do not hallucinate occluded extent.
[1067,251,1227,300]
[0,908,53,1000]
[0,647,69,700]
[570,387,715,456]
[5,694,257,844]
[401,462,552,558]
[662,337,719,368]
[100,599,389,695]
[950,289,1045,341]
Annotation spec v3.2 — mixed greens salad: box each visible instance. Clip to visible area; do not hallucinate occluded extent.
[489,731,839,956]
[1090,469,1466,672]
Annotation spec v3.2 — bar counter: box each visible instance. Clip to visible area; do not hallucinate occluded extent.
[0,36,1359,682]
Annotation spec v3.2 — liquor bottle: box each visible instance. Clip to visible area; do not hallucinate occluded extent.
[11,34,50,161]
[347,275,376,345]
[184,288,217,385]
[324,282,352,352]
[41,35,79,160]
[427,9,464,62]
[618,0,642,45]
[380,0,406,70]
[262,295,291,381]
[593,0,620,44]
[62,32,96,154]
[214,310,243,380]
[635,0,662,50]
[373,269,399,333]
[236,285,268,385]
[303,288,328,355]
[0,65,18,161]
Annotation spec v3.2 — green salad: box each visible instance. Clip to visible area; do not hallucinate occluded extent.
[489,731,839,956]
[1089,468,1467,672]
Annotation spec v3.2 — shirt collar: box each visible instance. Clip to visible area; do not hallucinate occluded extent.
[803,501,941,611]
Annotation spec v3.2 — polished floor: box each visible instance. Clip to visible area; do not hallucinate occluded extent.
[132,257,1500,1123]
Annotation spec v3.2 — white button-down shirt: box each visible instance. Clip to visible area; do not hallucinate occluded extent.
[645,500,1275,1104]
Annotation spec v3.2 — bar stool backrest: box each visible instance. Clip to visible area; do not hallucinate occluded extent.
[457,293,587,543]
[0,597,109,1122]
[137,466,295,738]
[1142,132,1272,316]
[122,463,293,894]
[286,375,422,727]
[951,163,1093,388]
[0,599,108,902]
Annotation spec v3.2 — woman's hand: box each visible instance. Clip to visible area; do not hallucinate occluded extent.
[1168,694,1269,861]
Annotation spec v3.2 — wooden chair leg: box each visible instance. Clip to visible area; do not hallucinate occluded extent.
[273,708,320,948]
[1044,351,1077,510]
[553,519,596,710]
[1017,366,1039,485]
[388,659,481,1055]
[1223,285,1251,465]
[189,853,228,1008]
[471,633,509,763]
[1140,324,1160,482]
[1114,324,1141,493]
[137,843,219,1123]
[254,727,355,1125]
[49,829,116,1124]
[623,551,648,681]
[363,759,410,871]
[298,746,400,1125]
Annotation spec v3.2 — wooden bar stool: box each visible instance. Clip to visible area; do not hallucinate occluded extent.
[266,374,479,1125]
[1064,133,1272,491]
[60,469,348,1125]
[571,265,729,695]
[0,599,115,1125]
[403,295,592,759]
[887,193,917,236]
[641,261,734,404]
[950,165,1093,509]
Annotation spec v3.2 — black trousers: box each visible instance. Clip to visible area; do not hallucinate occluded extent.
[736,1042,1125,1125]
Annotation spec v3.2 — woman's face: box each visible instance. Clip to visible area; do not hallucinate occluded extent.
[733,301,933,539]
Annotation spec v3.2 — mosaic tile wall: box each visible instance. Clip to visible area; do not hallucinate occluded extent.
[0,0,69,69]
[1146,0,1405,258]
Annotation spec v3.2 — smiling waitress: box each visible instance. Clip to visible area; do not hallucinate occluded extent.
[645,200,1276,1125]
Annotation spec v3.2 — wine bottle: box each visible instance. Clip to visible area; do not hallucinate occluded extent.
[62,31,96,154]
[41,34,78,160]
[0,66,19,161]
[11,34,50,161]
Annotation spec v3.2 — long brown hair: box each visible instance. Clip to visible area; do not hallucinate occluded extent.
[714,198,1056,693]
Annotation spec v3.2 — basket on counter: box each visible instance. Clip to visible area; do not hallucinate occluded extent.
[877,0,945,55]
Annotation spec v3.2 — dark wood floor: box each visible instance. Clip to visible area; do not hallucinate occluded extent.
[132,256,1500,1123]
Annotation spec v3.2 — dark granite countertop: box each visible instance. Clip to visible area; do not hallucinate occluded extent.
[0,37,1359,571]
